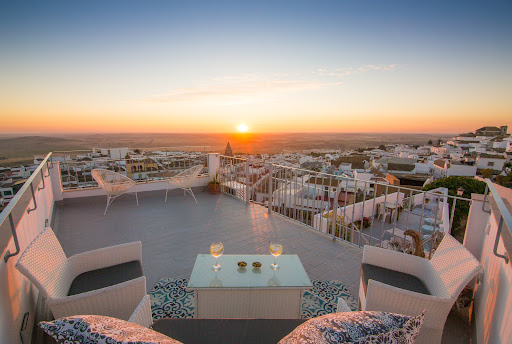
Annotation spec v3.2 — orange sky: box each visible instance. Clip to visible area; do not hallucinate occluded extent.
[1,2,511,134]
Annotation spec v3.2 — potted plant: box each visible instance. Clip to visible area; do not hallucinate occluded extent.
[208,174,221,195]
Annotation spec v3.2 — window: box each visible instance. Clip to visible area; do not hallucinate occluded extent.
[488,161,494,167]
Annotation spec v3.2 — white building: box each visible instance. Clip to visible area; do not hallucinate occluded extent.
[92,147,130,160]
[433,159,477,179]
[476,154,506,171]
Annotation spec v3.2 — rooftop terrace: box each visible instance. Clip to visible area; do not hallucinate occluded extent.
[2,152,510,344]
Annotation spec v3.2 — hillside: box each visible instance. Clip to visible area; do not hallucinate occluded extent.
[0,136,89,163]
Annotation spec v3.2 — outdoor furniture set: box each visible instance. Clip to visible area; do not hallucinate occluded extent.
[15,186,481,343]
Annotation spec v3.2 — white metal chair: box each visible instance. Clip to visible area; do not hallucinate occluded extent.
[377,203,391,222]
[15,227,148,322]
[359,234,482,344]
[92,169,138,215]
[165,165,204,203]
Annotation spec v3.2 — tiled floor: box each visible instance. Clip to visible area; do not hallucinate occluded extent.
[53,189,363,298]
[52,188,471,343]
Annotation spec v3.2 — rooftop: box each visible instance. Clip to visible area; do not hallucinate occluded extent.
[2,152,510,344]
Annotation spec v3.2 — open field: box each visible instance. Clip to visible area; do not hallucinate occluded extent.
[0,132,452,165]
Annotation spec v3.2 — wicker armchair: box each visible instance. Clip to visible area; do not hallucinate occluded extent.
[92,169,138,215]
[15,227,148,322]
[359,234,482,344]
[165,165,204,203]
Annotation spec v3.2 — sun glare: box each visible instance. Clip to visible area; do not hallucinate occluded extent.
[237,123,249,132]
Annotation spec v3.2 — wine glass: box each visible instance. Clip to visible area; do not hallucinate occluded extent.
[210,242,224,271]
[269,242,283,269]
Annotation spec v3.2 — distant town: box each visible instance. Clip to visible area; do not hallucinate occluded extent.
[1,125,511,209]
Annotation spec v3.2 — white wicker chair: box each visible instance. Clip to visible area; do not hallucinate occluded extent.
[15,227,148,322]
[165,165,204,203]
[359,234,482,344]
[92,169,138,215]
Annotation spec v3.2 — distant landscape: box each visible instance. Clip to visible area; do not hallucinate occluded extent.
[0,132,453,166]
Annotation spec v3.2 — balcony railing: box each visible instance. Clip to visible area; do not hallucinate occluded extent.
[217,157,472,254]
[53,150,208,190]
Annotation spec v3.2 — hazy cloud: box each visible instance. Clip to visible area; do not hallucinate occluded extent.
[146,74,338,105]
[145,65,395,105]
[316,64,397,78]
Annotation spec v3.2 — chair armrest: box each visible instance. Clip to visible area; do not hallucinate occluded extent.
[362,245,430,277]
[48,276,146,320]
[128,294,153,328]
[68,241,142,276]
[365,279,453,330]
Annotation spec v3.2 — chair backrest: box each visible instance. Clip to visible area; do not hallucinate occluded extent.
[92,169,136,196]
[168,165,204,188]
[15,227,71,298]
[430,234,483,299]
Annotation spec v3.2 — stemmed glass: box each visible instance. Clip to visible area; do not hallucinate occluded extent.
[210,242,224,271]
[269,242,283,269]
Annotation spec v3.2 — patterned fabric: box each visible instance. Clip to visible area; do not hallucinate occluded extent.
[149,278,357,320]
[151,278,195,320]
[302,280,358,318]
[278,311,425,344]
[353,312,425,344]
[39,315,183,344]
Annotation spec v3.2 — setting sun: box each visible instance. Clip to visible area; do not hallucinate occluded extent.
[237,124,249,132]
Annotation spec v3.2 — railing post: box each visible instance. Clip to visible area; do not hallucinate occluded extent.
[245,160,250,204]
[267,164,273,214]
[330,186,337,236]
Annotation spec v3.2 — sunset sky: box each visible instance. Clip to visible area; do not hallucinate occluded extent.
[1,1,511,134]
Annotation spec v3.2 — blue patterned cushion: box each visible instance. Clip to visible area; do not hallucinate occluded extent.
[39,315,183,344]
[278,311,425,344]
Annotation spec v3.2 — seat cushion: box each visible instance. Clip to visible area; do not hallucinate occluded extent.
[68,260,143,296]
[151,318,307,344]
[40,315,182,344]
[361,263,430,296]
[278,311,425,344]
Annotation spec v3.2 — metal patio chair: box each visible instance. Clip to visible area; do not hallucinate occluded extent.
[165,164,204,203]
[92,169,138,215]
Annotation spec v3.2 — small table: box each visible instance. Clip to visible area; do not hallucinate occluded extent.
[188,254,312,319]
[384,202,400,224]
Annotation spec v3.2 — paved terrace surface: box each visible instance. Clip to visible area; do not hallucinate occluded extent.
[51,188,469,343]
[53,189,363,298]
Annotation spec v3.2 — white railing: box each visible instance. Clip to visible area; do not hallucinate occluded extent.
[54,150,208,190]
[0,152,58,344]
[216,158,473,253]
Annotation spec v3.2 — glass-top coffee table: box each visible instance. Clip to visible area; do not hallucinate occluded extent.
[188,254,312,319]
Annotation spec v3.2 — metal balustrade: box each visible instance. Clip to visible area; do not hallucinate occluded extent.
[217,157,472,252]
[53,149,208,190]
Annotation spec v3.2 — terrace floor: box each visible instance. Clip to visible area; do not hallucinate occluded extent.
[52,189,363,298]
[51,188,470,343]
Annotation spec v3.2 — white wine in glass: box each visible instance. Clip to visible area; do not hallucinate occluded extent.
[210,242,224,271]
[269,243,283,269]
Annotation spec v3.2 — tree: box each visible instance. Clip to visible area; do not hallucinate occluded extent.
[496,172,512,188]
[378,144,386,151]
[125,154,131,159]
[428,139,433,145]
[423,176,486,239]
[437,139,442,145]
[480,169,493,179]
[133,149,141,154]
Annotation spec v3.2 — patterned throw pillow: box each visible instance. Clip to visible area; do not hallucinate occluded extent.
[278,311,425,344]
[39,315,183,344]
